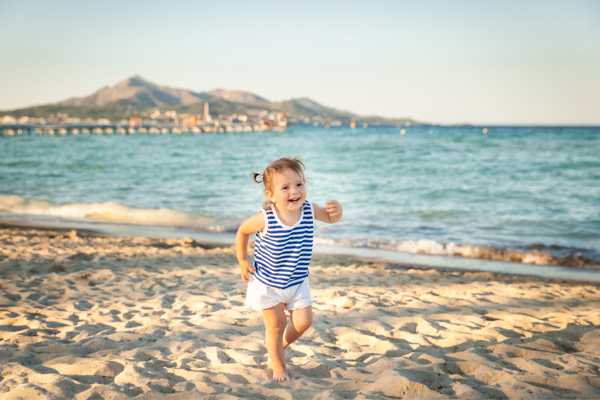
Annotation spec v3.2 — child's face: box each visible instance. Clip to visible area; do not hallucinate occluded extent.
[266,169,307,213]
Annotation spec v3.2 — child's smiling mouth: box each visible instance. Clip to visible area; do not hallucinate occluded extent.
[289,197,300,204]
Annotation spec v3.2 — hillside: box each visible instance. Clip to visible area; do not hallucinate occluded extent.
[58,76,209,108]
[1,76,419,125]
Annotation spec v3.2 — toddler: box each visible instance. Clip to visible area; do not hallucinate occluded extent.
[236,156,343,381]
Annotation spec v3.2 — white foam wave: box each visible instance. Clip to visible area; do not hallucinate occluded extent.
[0,195,216,227]
[314,237,598,268]
[315,237,453,256]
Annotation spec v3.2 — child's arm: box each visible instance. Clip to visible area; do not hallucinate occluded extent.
[236,213,265,282]
[314,200,343,224]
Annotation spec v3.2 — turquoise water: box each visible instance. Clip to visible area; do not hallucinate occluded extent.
[1,126,599,261]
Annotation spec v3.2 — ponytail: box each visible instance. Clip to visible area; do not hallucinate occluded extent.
[251,172,263,184]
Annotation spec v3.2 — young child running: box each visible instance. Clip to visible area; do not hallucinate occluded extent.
[236,156,343,382]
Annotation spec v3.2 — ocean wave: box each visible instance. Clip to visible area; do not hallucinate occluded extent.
[314,237,600,269]
[0,195,222,229]
[2,195,597,269]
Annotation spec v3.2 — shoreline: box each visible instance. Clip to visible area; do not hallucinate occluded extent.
[1,226,599,398]
[2,216,600,284]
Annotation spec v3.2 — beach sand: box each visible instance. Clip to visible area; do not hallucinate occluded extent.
[1,227,599,399]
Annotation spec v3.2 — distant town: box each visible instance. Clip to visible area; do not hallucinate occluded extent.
[0,102,293,135]
[0,101,406,136]
[0,103,346,129]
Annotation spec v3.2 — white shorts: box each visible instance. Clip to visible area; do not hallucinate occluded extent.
[245,275,313,311]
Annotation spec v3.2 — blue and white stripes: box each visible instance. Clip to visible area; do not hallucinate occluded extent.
[253,201,314,289]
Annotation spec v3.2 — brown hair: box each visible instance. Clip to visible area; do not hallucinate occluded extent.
[252,156,306,208]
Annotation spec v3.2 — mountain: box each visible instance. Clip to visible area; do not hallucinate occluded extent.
[58,75,209,107]
[279,98,354,118]
[205,89,268,105]
[1,76,419,125]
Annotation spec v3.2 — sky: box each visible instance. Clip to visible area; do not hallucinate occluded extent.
[1,0,599,125]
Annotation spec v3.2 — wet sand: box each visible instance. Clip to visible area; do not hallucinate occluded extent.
[1,227,599,399]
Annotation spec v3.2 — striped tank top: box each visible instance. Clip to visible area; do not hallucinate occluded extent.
[253,201,314,289]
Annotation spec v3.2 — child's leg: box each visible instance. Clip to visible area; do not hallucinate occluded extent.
[262,303,290,381]
[283,305,313,348]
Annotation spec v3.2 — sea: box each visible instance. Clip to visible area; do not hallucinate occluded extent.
[1,125,599,278]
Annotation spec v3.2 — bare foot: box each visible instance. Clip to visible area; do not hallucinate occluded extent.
[272,369,291,382]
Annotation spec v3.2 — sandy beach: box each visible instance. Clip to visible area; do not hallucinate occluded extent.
[1,227,599,399]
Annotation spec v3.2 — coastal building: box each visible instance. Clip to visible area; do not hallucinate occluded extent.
[275,113,287,128]
[1,116,16,124]
[203,103,211,122]
[129,116,142,127]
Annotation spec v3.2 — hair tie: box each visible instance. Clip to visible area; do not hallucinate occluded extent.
[258,173,263,176]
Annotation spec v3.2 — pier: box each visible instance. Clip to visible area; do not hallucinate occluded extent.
[0,122,288,137]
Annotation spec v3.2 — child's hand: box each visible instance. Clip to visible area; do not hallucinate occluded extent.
[326,200,343,223]
[239,259,256,282]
